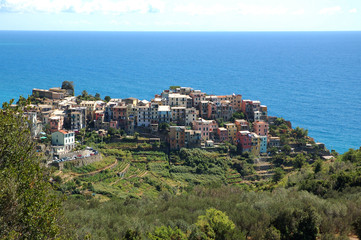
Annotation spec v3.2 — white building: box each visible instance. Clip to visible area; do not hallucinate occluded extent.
[51,130,75,154]
[24,112,42,137]
[158,105,172,123]
[168,93,190,108]
[185,107,198,126]
[137,104,152,127]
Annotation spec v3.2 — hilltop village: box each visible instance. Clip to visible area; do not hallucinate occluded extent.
[8,82,361,240]
[20,82,330,162]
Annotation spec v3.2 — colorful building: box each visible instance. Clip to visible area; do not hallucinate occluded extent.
[169,126,186,150]
[199,101,209,119]
[259,135,267,154]
[253,121,269,136]
[235,119,249,131]
[189,90,206,108]
[207,102,234,121]
[250,133,261,156]
[171,107,186,125]
[185,107,198,126]
[216,94,242,111]
[225,123,237,143]
[217,127,229,142]
[49,116,64,133]
[269,137,281,148]
[236,131,252,152]
[184,129,202,148]
[192,118,218,141]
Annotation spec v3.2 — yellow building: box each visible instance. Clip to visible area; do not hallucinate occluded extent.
[225,123,237,143]
[250,133,261,156]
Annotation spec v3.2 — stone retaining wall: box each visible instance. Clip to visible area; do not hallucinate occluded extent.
[53,153,103,170]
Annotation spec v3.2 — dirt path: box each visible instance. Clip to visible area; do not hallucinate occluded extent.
[119,163,130,175]
[61,160,118,182]
[109,163,131,186]
[139,171,148,177]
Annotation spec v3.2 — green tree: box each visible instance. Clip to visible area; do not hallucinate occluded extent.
[273,168,285,183]
[95,93,101,100]
[281,144,291,155]
[169,86,181,91]
[159,123,170,131]
[76,97,82,105]
[216,118,225,127]
[280,135,289,145]
[268,147,279,156]
[196,208,236,240]
[123,229,142,240]
[16,95,29,106]
[0,100,65,239]
[264,226,281,240]
[104,96,111,102]
[273,206,320,240]
[61,81,74,96]
[43,123,51,134]
[294,154,306,169]
[292,127,308,139]
[274,118,285,126]
[353,217,361,239]
[81,90,88,99]
[108,127,117,136]
[148,226,187,240]
[313,160,322,173]
[230,111,245,122]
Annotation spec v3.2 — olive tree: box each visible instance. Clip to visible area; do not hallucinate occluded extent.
[0,100,65,239]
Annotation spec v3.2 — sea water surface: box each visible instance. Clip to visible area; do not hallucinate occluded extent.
[0,31,360,153]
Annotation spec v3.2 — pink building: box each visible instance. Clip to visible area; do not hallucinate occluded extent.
[112,106,127,121]
[95,111,104,121]
[110,120,118,129]
[49,116,64,133]
[236,131,252,152]
[253,121,269,136]
[192,118,218,141]
[217,127,229,142]
[241,100,253,116]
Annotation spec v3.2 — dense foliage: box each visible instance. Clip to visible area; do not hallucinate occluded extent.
[63,184,361,239]
[0,101,65,239]
[58,146,361,239]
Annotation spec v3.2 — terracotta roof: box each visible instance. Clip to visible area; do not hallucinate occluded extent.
[57,130,73,135]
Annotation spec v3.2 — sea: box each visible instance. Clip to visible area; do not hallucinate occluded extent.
[0,31,360,153]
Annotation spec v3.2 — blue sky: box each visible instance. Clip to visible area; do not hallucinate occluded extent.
[0,0,360,31]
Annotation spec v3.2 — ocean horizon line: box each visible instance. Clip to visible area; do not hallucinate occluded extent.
[1,30,361,33]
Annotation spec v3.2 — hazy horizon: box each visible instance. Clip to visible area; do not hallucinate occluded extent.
[1,0,360,31]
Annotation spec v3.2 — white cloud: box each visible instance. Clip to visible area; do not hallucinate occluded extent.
[349,8,357,13]
[0,0,166,14]
[165,3,289,16]
[110,20,130,25]
[173,3,230,16]
[154,20,190,26]
[319,6,341,15]
[238,4,288,15]
[292,9,304,15]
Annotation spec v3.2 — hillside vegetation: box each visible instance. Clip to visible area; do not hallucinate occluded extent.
[54,135,361,239]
